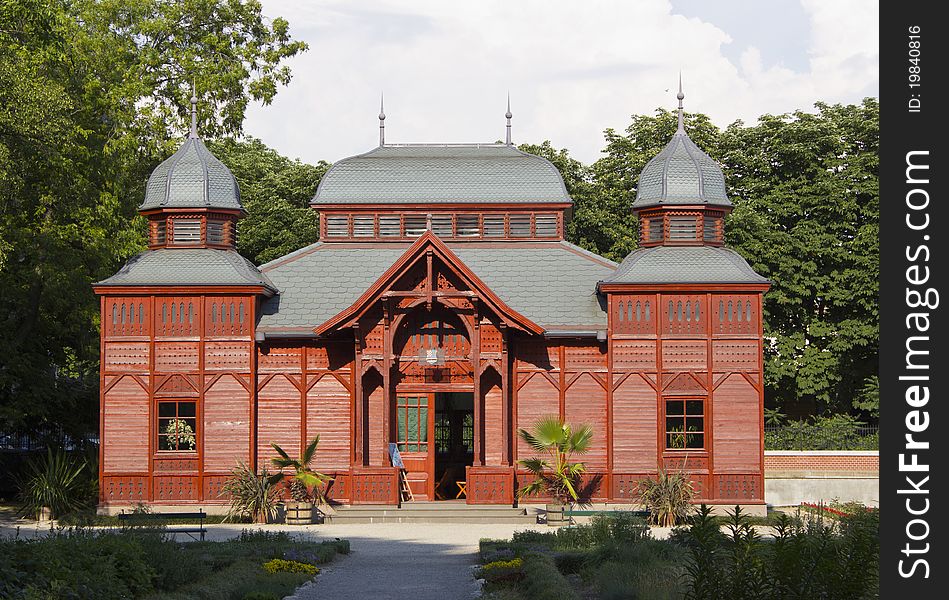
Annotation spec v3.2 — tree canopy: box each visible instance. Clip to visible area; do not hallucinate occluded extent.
[0,0,306,438]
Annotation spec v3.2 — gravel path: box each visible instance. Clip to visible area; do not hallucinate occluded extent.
[288,523,546,600]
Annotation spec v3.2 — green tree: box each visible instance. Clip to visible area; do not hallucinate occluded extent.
[209,137,329,264]
[721,99,879,415]
[0,0,306,438]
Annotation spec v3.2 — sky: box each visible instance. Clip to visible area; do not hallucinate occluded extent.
[243,0,879,165]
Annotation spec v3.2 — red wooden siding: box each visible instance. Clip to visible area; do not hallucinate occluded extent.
[104,297,149,337]
[204,374,250,472]
[712,294,758,336]
[104,342,150,372]
[564,373,607,470]
[366,378,386,466]
[661,295,706,335]
[204,342,251,371]
[712,373,761,472]
[204,296,251,337]
[711,341,759,371]
[154,341,199,372]
[154,296,199,337]
[482,378,503,466]
[515,374,558,460]
[611,341,655,371]
[307,376,351,470]
[612,295,655,335]
[103,376,149,472]
[660,340,707,371]
[612,374,658,471]
[258,346,302,373]
[257,375,302,466]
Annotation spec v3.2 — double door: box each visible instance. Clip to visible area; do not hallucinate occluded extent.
[394,392,474,500]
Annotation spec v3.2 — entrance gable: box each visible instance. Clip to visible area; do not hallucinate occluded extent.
[315,231,544,336]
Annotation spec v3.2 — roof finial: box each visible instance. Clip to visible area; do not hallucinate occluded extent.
[505,93,513,145]
[676,72,685,134]
[378,92,386,146]
[189,79,198,139]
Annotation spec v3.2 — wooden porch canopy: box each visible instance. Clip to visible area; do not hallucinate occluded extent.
[314,231,545,336]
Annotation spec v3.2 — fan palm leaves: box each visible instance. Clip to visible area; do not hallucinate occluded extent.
[270,436,332,503]
[516,416,593,504]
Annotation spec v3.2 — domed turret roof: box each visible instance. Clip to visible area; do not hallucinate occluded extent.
[140,136,242,212]
[632,86,730,210]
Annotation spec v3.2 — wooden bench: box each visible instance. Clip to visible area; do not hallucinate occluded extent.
[117,509,207,541]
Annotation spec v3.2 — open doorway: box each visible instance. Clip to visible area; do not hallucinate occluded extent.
[433,392,473,500]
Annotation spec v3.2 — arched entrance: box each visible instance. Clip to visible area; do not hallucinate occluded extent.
[392,306,474,500]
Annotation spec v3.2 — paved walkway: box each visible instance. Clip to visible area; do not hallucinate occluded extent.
[289,523,548,600]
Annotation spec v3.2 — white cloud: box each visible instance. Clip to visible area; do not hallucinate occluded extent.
[244,0,879,165]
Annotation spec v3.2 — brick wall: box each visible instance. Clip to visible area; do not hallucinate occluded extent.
[764,451,878,477]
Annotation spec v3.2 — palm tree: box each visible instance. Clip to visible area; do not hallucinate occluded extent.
[270,436,332,504]
[516,416,593,505]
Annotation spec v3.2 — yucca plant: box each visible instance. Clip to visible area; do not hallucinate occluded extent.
[220,461,282,523]
[637,465,695,527]
[17,448,95,520]
[270,436,332,504]
[516,416,593,505]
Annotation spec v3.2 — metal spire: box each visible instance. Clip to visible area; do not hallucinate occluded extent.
[676,73,685,134]
[189,79,198,139]
[378,93,386,146]
[505,93,513,145]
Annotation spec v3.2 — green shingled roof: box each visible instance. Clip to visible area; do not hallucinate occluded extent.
[601,246,768,285]
[95,248,275,291]
[311,144,572,205]
[140,137,242,211]
[633,131,731,209]
[258,241,614,333]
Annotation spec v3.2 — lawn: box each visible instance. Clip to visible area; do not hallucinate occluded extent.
[476,505,879,600]
[0,528,349,600]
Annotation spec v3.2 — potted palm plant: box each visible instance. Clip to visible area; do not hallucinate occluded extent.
[515,416,593,525]
[270,436,332,525]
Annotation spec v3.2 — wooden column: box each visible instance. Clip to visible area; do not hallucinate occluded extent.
[500,324,510,465]
[353,323,364,466]
[382,300,392,466]
[472,299,482,466]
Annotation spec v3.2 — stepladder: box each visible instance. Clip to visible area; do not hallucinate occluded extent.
[398,468,414,502]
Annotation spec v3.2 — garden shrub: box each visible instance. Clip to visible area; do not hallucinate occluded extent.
[682,504,879,600]
[520,554,581,600]
[262,558,319,575]
[478,558,525,584]
[552,550,589,575]
[595,559,684,600]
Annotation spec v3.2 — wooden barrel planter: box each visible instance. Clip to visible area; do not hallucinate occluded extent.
[545,503,566,526]
[285,502,314,525]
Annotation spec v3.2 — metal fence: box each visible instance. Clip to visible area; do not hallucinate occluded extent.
[0,428,97,452]
[764,424,879,451]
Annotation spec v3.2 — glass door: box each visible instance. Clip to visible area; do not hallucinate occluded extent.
[395,394,434,499]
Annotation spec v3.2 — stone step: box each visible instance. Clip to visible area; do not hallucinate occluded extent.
[324,502,539,524]
[324,513,538,524]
